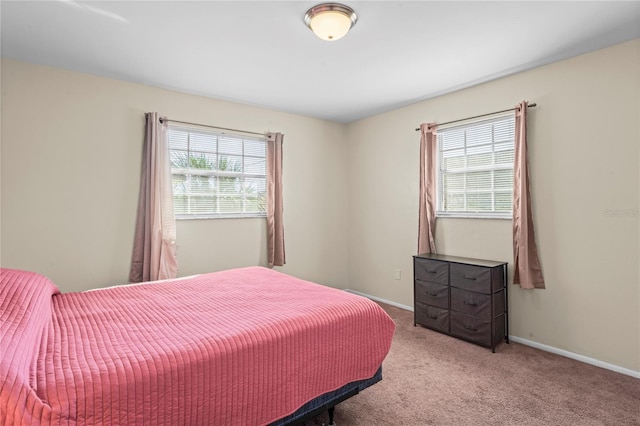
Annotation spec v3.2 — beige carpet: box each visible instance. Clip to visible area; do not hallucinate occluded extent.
[306,302,640,426]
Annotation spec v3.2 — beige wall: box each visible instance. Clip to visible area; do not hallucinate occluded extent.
[0,59,349,292]
[346,39,640,372]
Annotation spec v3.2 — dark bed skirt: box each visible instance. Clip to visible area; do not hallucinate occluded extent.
[269,367,383,426]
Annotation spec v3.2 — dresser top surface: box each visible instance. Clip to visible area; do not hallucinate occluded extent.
[414,253,507,268]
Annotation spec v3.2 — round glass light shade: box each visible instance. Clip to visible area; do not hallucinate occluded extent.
[305,4,357,41]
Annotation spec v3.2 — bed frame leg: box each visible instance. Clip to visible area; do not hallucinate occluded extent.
[321,406,336,426]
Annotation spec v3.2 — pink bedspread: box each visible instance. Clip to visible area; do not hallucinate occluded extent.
[1,267,395,425]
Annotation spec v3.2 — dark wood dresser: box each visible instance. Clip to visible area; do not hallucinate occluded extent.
[413,253,508,352]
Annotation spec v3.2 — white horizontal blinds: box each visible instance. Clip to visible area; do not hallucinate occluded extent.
[168,126,267,218]
[438,114,515,216]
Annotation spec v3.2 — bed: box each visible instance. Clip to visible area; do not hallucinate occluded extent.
[0,266,395,425]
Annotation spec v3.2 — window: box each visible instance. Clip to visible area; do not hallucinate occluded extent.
[168,126,267,219]
[437,114,515,218]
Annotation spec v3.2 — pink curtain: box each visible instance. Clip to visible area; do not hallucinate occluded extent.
[266,132,285,267]
[513,101,545,289]
[418,123,438,254]
[129,113,178,283]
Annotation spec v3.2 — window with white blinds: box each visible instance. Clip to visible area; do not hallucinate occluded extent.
[168,126,267,219]
[437,114,515,218]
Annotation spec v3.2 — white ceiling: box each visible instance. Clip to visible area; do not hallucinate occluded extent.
[2,1,639,123]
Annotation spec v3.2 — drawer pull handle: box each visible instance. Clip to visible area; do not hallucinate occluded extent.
[463,300,477,306]
[463,325,478,332]
[464,275,477,280]
[426,291,438,297]
[426,270,437,274]
[428,314,438,320]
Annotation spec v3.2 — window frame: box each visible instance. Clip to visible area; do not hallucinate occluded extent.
[435,113,515,220]
[168,125,268,220]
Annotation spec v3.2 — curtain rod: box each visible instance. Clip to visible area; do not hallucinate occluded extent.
[159,118,267,137]
[414,103,537,131]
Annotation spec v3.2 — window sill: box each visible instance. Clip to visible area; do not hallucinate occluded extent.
[176,214,267,220]
[436,212,512,220]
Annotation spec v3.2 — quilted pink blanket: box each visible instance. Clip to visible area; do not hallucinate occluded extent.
[1,267,394,425]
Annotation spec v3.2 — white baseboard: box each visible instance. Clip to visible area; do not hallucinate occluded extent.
[508,336,640,379]
[343,289,640,379]
[344,289,414,312]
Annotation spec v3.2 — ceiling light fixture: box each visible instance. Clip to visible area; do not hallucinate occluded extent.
[304,3,357,41]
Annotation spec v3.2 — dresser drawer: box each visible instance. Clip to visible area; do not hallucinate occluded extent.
[450,263,492,294]
[450,288,491,320]
[415,302,449,334]
[414,258,448,285]
[450,311,491,347]
[415,280,449,309]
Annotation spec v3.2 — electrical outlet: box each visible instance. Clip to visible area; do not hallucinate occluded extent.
[393,269,401,280]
